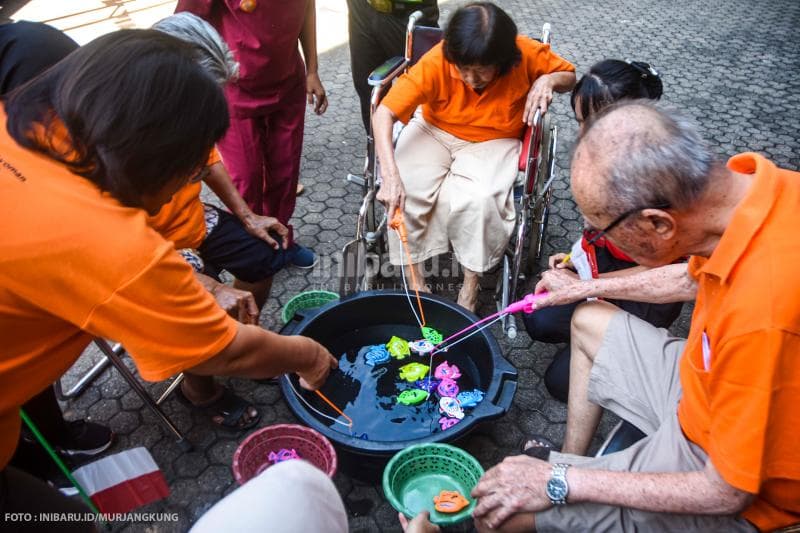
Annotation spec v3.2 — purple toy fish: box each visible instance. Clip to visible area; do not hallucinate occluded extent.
[269,448,301,464]
[434,361,461,381]
[414,379,440,393]
[439,417,460,430]
[437,378,459,398]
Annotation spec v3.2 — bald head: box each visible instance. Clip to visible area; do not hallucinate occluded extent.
[571,101,714,221]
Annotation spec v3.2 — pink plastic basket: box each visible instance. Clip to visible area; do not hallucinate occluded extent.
[232,424,337,484]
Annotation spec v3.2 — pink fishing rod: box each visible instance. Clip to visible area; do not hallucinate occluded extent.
[433,292,549,352]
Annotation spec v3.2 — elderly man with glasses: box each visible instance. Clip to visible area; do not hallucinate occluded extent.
[471,101,800,532]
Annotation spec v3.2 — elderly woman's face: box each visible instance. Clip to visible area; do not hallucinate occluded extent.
[456,64,498,91]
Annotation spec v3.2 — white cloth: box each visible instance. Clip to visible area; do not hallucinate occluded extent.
[190,460,348,533]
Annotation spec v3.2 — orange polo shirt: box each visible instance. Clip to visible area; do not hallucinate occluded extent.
[147,149,221,249]
[0,109,239,468]
[678,153,800,530]
[381,35,574,142]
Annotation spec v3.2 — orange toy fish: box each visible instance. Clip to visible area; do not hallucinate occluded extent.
[433,490,470,513]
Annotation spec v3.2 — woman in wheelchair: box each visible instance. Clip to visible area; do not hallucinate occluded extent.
[373,1,575,311]
[523,59,685,403]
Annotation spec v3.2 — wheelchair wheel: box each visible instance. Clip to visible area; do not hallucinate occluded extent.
[525,114,556,274]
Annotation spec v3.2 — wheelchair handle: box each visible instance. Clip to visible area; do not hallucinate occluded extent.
[541,23,551,45]
[405,11,425,61]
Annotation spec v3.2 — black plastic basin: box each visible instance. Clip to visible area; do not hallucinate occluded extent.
[279,290,517,472]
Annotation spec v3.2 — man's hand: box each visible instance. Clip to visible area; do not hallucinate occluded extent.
[296,337,338,390]
[376,172,406,221]
[242,213,288,249]
[523,74,556,123]
[212,284,260,325]
[533,267,589,308]
[306,72,328,115]
[472,455,553,529]
[399,511,440,533]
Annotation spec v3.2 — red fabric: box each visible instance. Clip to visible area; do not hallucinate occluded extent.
[90,470,170,514]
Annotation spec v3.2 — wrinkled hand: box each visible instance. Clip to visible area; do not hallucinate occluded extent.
[523,74,555,124]
[399,511,440,533]
[242,213,288,249]
[306,72,328,115]
[212,284,260,325]
[548,252,573,270]
[296,337,338,390]
[533,267,588,308]
[472,455,553,529]
[376,172,406,221]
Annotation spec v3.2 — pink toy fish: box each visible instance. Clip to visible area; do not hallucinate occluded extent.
[269,448,301,464]
[438,417,460,430]
[434,361,461,381]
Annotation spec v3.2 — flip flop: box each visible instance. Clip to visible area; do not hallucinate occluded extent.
[518,434,556,460]
[176,386,261,431]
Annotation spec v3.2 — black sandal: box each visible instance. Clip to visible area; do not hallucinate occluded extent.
[176,386,261,431]
[518,434,556,460]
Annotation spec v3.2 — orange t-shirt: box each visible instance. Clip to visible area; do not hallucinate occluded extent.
[147,148,221,249]
[381,35,574,142]
[678,153,800,530]
[0,109,239,468]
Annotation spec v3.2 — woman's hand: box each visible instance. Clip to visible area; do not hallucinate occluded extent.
[548,252,573,270]
[242,213,289,250]
[306,72,328,115]
[523,74,556,124]
[296,337,338,390]
[376,171,406,220]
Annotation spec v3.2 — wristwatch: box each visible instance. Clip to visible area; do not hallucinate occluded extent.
[545,463,570,505]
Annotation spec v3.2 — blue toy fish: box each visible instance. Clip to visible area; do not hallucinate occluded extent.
[397,389,428,406]
[398,362,430,382]
[456,389,484,408]
[364,344,390,366]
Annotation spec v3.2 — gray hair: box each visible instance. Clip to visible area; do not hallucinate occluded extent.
[153,12,239,85]
[583,100,716,217]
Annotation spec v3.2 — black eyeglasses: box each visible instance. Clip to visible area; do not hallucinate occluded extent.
[585,202,671,245]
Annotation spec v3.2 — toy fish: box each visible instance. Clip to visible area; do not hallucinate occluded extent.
[456,389,484,408]
[397,389,428,406]
[364,345,390,366]
[414,379,439,393]
[433,490,470,513]
[268,448,301,464]
[438,416,460,431]
[436,378,459,398]
[421,326,443,345]
[386,336,411,359]
[434,361,461,381]
[409,339,435,355]
[398,362,430,382]
[438,396,464,419]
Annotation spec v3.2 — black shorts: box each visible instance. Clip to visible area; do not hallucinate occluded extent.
[198,206,290,283]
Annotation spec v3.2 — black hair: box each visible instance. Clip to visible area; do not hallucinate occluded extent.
[443,2,521,76]
[0,21,79,95]
[4,29,228,208]
[571,60,663,121]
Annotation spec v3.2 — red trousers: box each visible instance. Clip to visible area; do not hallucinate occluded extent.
[218,82,305,245]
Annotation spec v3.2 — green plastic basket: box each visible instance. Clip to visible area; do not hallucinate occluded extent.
[281,290,339,324]
[382,443,484,526]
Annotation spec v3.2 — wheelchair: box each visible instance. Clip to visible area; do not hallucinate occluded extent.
[340,12,560,340]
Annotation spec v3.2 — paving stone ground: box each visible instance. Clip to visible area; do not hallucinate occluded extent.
[51,0,799,531]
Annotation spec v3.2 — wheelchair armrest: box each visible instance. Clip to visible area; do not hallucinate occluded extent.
[368,56,408,87]
[519,125,533,171]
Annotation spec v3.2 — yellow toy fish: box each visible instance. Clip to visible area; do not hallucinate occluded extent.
[398,362,429,382]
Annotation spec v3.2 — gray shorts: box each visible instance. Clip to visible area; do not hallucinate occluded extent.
[535,311,756,533]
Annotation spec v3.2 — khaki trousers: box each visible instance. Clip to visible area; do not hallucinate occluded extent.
[387,116,520,273]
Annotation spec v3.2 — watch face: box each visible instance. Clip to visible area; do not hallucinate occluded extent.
[546,478,568,501]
